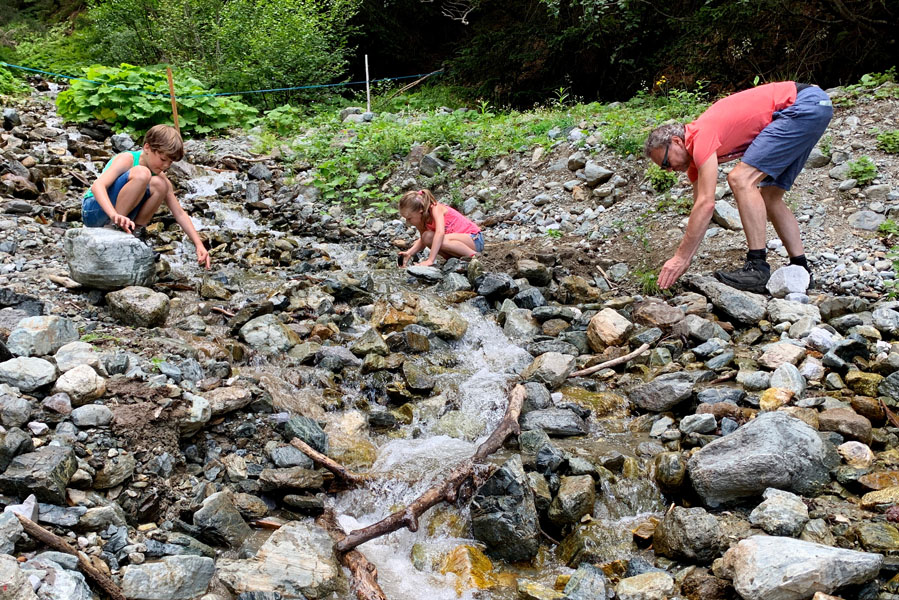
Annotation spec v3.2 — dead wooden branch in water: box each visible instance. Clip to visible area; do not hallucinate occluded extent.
[568,343,650,378]
[15,513,127,600]
[290,438,371,487]
[317,509,387,600]
[334,384,525,553]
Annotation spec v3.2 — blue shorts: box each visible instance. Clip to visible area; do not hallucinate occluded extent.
[741,86,833,191]
[82,169,151,227]
[471,232,485,253]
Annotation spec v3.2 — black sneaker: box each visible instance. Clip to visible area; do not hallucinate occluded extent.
[714,259,771,293]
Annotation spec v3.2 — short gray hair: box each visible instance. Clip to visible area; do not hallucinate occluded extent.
[644,123,685,157]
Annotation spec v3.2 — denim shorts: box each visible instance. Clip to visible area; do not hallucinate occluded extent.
[471,231,485,253]
[82,169,150,227]
[741,86,833,191]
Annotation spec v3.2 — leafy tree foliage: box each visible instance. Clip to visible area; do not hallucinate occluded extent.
[83,0,360,105]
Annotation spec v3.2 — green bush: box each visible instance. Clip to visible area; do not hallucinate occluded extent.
[646,164,679,193]
[0,65,27,96]
[56,63,257,135]
[847,155,878,185]
[878,130,899,154]
[262,105,308,135]
[83,0,360,106]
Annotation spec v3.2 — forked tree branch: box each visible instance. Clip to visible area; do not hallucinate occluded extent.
[333,384,525,553]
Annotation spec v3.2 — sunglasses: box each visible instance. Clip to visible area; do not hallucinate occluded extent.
[661,143,671,170]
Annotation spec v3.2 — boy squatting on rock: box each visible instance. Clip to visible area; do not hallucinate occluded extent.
[644,81,833,293]
[81,124,211,269]
[397,189,484,267]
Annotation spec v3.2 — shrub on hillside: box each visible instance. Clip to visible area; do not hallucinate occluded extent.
[56,63,257,135]
[0,65,28,96]
[84,0,359,106]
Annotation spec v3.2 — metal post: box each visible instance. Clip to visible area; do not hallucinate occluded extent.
[365,55,371,113]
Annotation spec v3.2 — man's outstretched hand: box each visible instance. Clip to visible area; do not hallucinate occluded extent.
[657,255,690,289]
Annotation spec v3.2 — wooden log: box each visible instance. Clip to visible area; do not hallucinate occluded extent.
[317,509,387,600]
[335,384,525,553]
[568,343,650,379]
[15,513,127,600]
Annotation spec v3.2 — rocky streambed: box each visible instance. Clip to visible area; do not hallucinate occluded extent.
[2,83,899,600]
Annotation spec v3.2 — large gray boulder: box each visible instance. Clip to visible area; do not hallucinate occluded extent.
[719,535,882,600]
[121,555,215,600]
[470,454,540,561]
[6,316,78,357]
[688,412,838,507]
[63,227,155,290]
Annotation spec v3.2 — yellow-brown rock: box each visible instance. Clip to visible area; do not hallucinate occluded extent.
[846,371,883,397]
[858,471,899,491]
[440,545,497,595]
[860,486,899,510]
[759,388,794,411]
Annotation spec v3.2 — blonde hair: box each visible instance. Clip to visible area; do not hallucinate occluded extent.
[399,189,437,228]
[144,125,184,161]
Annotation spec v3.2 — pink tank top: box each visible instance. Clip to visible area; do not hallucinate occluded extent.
[426,203,481,235]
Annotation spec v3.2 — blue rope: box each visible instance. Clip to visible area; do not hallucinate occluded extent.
[0,61,443,99]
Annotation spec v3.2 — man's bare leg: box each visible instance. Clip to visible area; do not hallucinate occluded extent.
[726,162,770,250]
[761,186,805,257]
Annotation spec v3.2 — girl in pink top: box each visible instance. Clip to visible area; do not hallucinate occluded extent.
[398,189,484,267]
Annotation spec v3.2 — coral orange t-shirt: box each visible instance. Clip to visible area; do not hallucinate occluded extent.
[685,81,797,183]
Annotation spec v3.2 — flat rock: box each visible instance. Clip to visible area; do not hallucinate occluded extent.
[719,535,882,600]
[54,341,100,372]
[690,276,766,324]
[767,299,821,324]
[106,286,170,328]
[121,555,215,600]
[216,520,344,598]
[0,356,57,392]
[749,488,809,537]
[520,408,587,437]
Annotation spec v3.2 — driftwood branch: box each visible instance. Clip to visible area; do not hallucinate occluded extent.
[15,513,126,600]
[290,438,371,486]
[317,509,387,600]
[568,343,650,378]
[335,384,525,553]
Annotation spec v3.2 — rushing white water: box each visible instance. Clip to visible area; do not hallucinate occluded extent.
[325,288,535,598]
